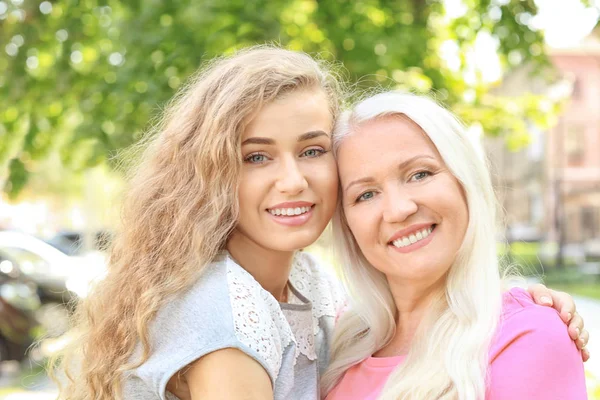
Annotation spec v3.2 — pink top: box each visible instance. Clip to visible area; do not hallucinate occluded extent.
[326,288,587,400]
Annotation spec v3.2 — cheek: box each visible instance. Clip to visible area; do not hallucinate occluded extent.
[321,158,339,186]
[457,205,469,241]
[237,171,264,219]
[452,188,469,234]
[237,181,250,214]
[344,208,374,248]
[308,161,339,205]
[438,188,469,246]
[320,169,338,195]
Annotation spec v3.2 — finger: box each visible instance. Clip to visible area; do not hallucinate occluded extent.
[582,347,590,363]
[548,289,576,323]
[527,284,553,306]
[568,313,584,341]
[576,329,589,351]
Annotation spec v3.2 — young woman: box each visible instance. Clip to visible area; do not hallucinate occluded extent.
[54,47,587,400]
[323,92,588,399]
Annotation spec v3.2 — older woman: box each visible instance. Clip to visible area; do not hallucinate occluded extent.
[323,92,587,399]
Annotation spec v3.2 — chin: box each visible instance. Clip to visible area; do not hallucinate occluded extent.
[268,231,321,252]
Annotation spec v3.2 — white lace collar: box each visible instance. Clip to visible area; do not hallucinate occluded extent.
[224,252,343,379]
[288,252,342,333]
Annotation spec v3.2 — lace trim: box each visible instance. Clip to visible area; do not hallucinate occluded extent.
[281,305,316,361]
[226,259,292,381]
[289,254,346,336]
[225,252,346,375]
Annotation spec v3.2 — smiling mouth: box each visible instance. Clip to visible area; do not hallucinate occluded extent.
[267,205,314,216]
[389,224,436,248]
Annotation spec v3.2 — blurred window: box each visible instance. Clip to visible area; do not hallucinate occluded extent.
[566,125,585,166]
[46,234,82,256]
[571,76,582,100]
[582,207,599,240]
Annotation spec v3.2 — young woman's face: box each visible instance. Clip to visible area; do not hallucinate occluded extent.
[234,89,338,252]
[337,115,468,286]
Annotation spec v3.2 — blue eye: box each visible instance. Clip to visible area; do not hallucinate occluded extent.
[301,148,327,158]
[357,191,375,202]
[245,153,268,163]
[411,171,431,181]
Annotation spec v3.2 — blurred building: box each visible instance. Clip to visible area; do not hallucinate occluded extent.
[548,37,600,245]
[488,33,600,247]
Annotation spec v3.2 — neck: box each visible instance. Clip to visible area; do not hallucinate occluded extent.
[376,276,445,357]
[226,231,294,302]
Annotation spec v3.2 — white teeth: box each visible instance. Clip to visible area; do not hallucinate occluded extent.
[392,226,434,248]
[268,206,312,216]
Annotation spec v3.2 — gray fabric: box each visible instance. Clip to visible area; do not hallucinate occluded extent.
[121,252,342,400]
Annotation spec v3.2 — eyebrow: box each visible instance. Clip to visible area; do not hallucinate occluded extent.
[242,137,274,146]
[343,155,437,192]
[298,130,329,142]
[242,130,329,146]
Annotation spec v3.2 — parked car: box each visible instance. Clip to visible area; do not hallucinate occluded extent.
[0,231,106,303]
[0,231,76,303]
[0,250,40,362]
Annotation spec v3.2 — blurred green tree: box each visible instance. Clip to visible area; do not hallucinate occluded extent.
[0,0,597,197]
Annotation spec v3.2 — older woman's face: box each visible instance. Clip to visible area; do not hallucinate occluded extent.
[337,115,468,286]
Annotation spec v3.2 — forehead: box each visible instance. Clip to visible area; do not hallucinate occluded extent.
[243,89,332,140]
[336,115,440,177]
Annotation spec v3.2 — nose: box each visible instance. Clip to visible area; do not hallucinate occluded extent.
[275,156,308,195]
[382,185,418,223]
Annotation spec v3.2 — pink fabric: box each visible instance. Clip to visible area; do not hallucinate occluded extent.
[326,288,587,400]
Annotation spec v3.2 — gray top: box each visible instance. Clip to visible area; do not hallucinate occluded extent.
[122,251,345,400]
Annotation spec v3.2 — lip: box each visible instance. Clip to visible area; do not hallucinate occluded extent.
[266,205,315,227]
[388,223,436,244]
[389,225,436,254]
[267,201,315,210]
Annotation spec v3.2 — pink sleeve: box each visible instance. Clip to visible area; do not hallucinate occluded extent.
[488,299,587,400]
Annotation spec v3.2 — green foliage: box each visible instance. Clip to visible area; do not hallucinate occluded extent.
[498,241,584,275]
[549,282,600,300]
[1,0,598,196]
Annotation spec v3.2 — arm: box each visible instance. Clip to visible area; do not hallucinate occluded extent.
[489,306,587,400]
[527,283,590,361]
[167,348,273,400]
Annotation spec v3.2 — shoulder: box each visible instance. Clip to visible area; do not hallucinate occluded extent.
[291,251,347,318]
[491,287,575,361]
[127,255,291,397]
[499,286,562,325]
[488,288,586,398]
[152,255,233,335]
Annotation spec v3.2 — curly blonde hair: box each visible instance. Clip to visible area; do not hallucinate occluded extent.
[52,45,341,399]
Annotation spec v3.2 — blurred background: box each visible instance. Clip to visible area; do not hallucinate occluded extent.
[1,0,600,398]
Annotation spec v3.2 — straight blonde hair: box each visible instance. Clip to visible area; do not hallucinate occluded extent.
[322,92,503,399]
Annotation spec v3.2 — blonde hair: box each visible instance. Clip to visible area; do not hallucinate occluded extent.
[321,92,503,399]
[51,45,341,399]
